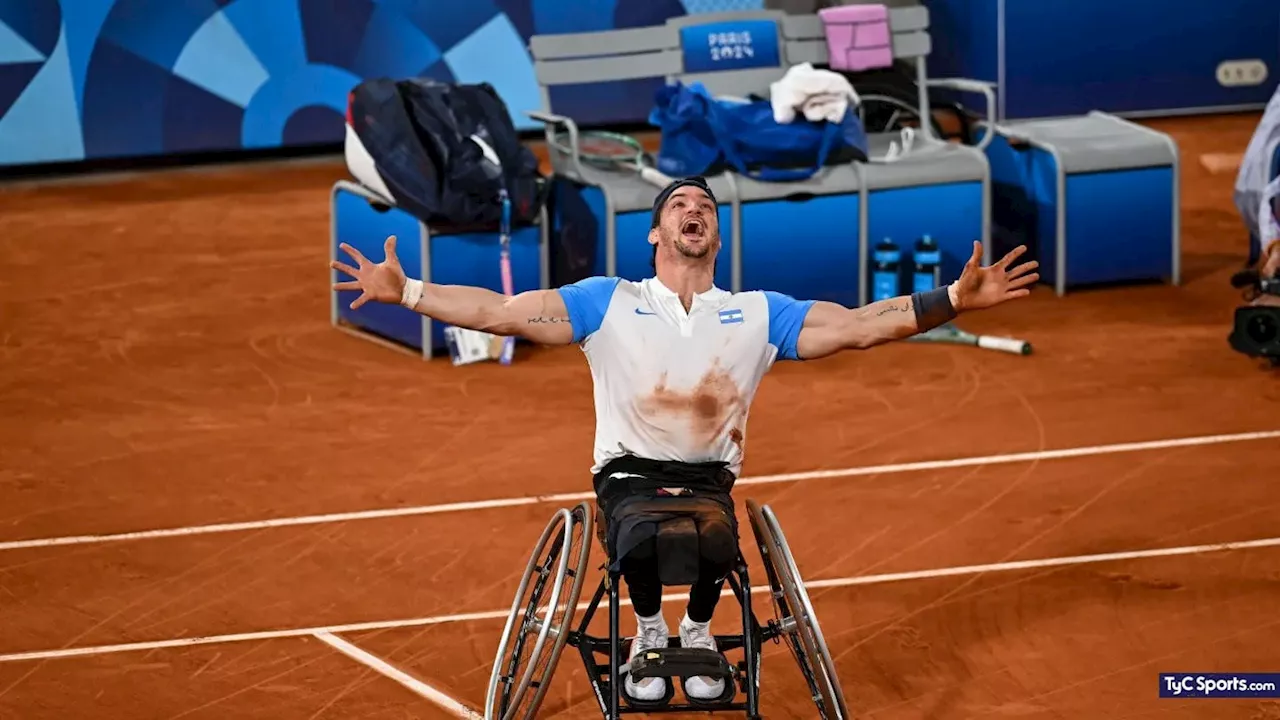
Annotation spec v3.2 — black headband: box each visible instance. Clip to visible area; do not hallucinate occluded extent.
[650,176,717,228]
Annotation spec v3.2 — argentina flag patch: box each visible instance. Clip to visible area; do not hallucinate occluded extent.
[719,308,744,325]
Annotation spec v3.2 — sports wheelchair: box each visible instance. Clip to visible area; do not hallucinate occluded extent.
[483,499,848,719]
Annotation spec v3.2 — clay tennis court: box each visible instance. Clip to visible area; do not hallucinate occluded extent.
[2,112,1279,719]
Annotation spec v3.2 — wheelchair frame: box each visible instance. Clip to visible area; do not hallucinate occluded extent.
[484,499,848,720]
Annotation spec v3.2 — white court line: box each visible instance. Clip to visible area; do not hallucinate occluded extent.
[2,429,1278,553]
[315,631,482,719]
[2,534,1278,664]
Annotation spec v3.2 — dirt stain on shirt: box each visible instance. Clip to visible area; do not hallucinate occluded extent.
[638,362,745,448]
[728,427,744,450]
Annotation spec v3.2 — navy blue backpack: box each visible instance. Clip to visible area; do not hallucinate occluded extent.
[345,78,547,229]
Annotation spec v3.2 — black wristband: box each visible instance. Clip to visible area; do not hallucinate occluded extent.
[912,287,957,331]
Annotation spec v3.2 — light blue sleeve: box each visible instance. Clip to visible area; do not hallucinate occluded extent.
[765,291,816,361]
[557,276,622,343]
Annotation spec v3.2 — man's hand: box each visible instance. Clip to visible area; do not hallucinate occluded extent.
[950,242,1039,312]
[329,234,578,345]
[331,236,407,309]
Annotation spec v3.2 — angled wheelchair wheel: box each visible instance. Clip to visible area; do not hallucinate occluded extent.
[485,502,593,720]
[748,500,849,720]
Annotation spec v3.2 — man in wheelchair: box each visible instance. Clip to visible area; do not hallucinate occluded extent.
[332,175,1037,716]
[594,454,741,703]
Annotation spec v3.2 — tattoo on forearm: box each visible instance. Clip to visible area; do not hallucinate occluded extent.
[526,316,571,324]
[875,303,910,316]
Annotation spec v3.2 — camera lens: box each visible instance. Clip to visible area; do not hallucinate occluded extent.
[1246,312,1279,344]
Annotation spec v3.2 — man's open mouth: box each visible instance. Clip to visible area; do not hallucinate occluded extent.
[681,218,704,238]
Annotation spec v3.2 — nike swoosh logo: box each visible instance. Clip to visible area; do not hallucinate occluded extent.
[635,308,656,315]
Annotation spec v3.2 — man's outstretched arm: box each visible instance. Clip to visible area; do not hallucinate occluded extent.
[794,242,1038,360]
[796,287,960,359]
[331,235,578,345]
[405,282,575,344]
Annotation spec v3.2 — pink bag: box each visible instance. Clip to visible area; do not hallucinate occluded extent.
[818,4,894,72]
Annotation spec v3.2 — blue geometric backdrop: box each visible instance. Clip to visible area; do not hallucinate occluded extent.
[0,0,764,166]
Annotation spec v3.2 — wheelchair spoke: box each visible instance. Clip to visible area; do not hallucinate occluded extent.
[499,558,561,705]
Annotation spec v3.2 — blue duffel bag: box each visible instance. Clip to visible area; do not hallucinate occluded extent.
[648,80,869,182]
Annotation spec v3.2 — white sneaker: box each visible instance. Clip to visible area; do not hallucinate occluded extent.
[624,617,669,702]
[679,615,726,700]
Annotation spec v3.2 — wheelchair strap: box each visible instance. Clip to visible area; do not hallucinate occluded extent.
[593,456,734,500]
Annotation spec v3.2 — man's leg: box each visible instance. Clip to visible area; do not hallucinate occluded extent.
[685,555,730,623]
[679,555,734,700]
[620,540,669,701]
[620,549,663,619]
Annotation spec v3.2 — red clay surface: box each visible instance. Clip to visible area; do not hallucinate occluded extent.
[2,113,1280,719]
[0,636,432,719]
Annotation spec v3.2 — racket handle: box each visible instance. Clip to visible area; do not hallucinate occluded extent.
[640,166,675,187]
[500,251,514,297]
[497,253,516,365]
[977,335,1032,355]
[497,190,517,366]
[499,191,515,296]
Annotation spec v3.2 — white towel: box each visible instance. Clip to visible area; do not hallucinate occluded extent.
[769,62,859,125]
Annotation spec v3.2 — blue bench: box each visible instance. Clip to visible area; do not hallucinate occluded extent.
[980,113,1180,295]
[528,5,996,307]
[780,8,997,303]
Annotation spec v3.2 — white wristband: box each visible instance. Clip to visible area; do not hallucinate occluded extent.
[400,278,424,309]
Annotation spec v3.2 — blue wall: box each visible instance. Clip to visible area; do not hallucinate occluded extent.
[925,0,1280,120]
[1,0,1276,167]
[0,0,765,167]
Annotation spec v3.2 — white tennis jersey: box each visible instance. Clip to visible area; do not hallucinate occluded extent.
[557,276,815,477]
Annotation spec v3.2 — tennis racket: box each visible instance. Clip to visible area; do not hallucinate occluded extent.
[910,322,1032,356]
[548,129,675,188]
[497,188,516,366]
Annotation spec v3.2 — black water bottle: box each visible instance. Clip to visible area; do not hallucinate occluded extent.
[912,235,941,293]
[872,238,900,302]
